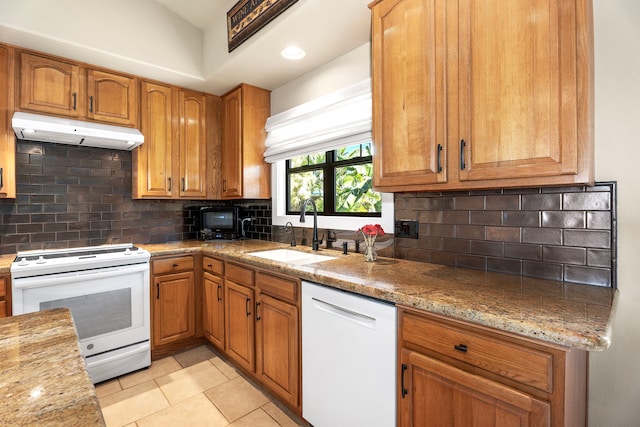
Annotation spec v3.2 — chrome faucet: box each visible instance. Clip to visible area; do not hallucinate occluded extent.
[299,198,322,251]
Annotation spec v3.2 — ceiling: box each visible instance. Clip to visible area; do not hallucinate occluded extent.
[0,0,371,95]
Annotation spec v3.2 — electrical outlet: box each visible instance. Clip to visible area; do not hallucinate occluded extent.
[394,220,419,238]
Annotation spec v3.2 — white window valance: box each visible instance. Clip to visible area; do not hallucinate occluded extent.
[263,79,372,163]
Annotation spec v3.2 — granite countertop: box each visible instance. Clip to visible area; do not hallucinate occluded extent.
[141,240,617,351]
[0,308,105,426]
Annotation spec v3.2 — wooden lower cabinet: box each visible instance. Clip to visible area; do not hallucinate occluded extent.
[151,255,202,357]
[256,292,299,409]
[225,279,255,372]
[0,274,10,318]
[398,307,587,427]
[400,349,550,426]
[202,256,225,349]
[221,261,301,414]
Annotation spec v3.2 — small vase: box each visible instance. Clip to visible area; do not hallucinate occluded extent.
[364,241,377,262]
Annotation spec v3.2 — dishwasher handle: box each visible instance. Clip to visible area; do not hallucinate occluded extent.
[311,296,377,327]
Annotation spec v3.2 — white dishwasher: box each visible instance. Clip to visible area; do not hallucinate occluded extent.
[302,281,397,427]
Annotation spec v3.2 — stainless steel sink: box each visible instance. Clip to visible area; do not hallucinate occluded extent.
[247,249,337,265]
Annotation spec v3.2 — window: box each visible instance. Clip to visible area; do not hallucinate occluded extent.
[286,143,381,216]
[266,78,394,232]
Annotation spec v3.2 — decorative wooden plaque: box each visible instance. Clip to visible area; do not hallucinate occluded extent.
[227,0,298,52]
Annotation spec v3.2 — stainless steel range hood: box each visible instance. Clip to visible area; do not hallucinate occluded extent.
[12,112,144,151]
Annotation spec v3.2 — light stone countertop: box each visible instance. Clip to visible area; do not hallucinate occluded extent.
[0,308,105,426]
[141,239,616,351]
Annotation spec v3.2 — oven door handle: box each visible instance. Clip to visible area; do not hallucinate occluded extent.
[12,263,149,289]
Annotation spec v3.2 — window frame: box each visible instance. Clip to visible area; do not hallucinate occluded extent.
[285,144,381,217]
[271,160,395,233]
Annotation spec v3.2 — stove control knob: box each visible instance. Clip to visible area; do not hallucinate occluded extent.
[124,248,132,255]
[18,258,29,266]
[136,248,145,254]
[36,256,46,264]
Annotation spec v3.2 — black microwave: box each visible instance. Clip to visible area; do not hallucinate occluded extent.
[200,207,240,240]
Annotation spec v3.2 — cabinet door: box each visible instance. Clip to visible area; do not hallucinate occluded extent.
[457,0,582,182]
[203,272,225,349]
[256,293,299,408]
[220,85,271,200]
[86,69,138,126]
[371,0,447,188]
[179,90,207,198]
[19,52,83,118]
[225,280,255,372]
[221,87,243,198]
[0,45,16,199]
[399,348,550,427]
[153,271,195,347]
[135,81,175,198]
[0,274,9,318]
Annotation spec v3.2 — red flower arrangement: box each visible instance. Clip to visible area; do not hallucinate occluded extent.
[359,224,385,237]
[358,224,385,261]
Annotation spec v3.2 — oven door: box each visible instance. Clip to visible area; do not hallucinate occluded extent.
[12,263,150,358]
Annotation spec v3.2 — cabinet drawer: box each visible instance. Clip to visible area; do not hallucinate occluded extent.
[203,256,224,276]
[401,311,553,393]
[0,300,6,318]
[257,271,298,303]
[226,262,254,286]
[152,255,194,275]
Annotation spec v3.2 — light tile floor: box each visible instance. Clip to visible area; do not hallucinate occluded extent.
[96,345,306,427]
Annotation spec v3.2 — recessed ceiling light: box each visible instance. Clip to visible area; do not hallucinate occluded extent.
[281,46,306,60]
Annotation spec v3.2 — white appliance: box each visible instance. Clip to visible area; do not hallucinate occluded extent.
[11,244,151,384]
[302,281,397,427]
[12,111,144,150]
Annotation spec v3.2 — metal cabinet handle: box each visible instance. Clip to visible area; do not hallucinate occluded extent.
[401,363,408,398]
[255,302,261,321]
[223,179,227,192]
[0,167,3,189]
[460,139,467,170]
[168,177,172,191]
[156,283,160,299]
[72,92,77,110]
[216,285,222,302]
[437,144,443,172]
[181,177,185,192]
[454,344,468,353]
[245,297,251,316]
[89,95,94,113]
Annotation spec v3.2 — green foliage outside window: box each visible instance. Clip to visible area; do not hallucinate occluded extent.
[287,143,381,216]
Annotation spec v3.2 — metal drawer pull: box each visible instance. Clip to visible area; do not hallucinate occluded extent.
[437,144,443,172]
[245,297,251,316]
[460,139,467,170]
[454,343,468,353]
[401,363,408,398]
[256,302,261,321]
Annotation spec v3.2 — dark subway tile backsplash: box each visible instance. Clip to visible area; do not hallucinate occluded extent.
[0,141,273,254]
[395,182,617,288]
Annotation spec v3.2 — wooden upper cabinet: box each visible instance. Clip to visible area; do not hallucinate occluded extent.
[178,90,207,198]
[221,84,271,199]
[456,0,588,183]
[371,0,447,188]
[135,83,211,199]
[86,69,138,127]
[19,51,83,118]
[18,50,139,127]
[369,0,594,192]
[0,44,16,199]
[135,81,175,198]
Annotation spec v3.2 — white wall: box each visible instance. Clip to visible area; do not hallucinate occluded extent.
[0,0,204,88]
[271,43,371,114]
[272,2,640,424]
[589,1,640,425]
